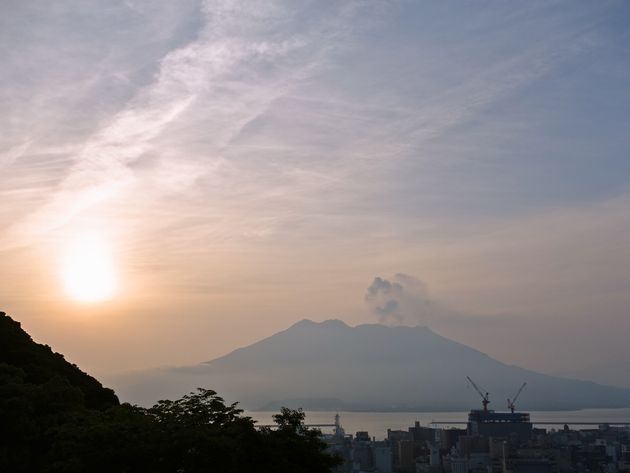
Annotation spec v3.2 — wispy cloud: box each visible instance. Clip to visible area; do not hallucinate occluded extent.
[2,0,607,252]
[1,0,370,248]
[0,140,32,169]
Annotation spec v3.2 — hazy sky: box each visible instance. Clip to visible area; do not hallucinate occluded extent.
[1,0,630,388]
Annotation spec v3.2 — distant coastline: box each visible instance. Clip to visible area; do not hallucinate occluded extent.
[252,403,630,413]
[248,407,630,441]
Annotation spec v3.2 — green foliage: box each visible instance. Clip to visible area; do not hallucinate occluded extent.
[0,312,340,472]
[267,406,341,473]
[0,312,118,410]
[273,406,307,433]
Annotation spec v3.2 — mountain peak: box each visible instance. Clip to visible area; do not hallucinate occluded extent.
[290,319,434,332]
[290,318,349,330]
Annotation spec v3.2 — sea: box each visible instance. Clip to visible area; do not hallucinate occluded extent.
[248,408,630,440]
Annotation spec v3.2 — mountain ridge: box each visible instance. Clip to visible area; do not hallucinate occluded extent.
[109,318,630,411]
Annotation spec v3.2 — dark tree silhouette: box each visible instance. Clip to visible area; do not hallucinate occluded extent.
[0,312,340,472]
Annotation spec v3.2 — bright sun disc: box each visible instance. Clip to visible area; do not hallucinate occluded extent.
[61,232,117,302]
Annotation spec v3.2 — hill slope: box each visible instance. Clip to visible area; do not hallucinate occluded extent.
[111,319,630,411]
[0,311,118,409]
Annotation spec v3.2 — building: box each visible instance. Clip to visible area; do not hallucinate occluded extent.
[467,410,532,442]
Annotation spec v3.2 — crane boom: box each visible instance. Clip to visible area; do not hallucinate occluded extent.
[507,382,527,413]
[512,382,527,404]
[466,376,490,411]
[466,376,484,398]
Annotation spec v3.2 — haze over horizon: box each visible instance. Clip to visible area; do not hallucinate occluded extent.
[1,0,630,390]
[106,318,630,410]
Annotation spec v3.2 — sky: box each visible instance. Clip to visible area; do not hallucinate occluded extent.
[1,0,630,388]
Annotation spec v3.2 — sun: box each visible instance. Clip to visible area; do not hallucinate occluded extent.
[61,232,118,302]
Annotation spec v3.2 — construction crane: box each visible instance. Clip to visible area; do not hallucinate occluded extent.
[507,382,527,413]
[466,376,490,411]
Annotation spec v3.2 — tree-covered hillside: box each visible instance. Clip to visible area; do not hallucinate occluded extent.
[0,311,339,472]
[0,311,119,409]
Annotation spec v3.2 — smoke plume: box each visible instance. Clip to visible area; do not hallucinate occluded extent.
[365,273,437,325]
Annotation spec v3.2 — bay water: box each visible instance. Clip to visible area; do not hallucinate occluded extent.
[248,408,630,440]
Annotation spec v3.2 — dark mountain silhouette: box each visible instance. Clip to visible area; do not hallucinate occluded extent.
[0,311,118,409]
[112,319,630,411]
